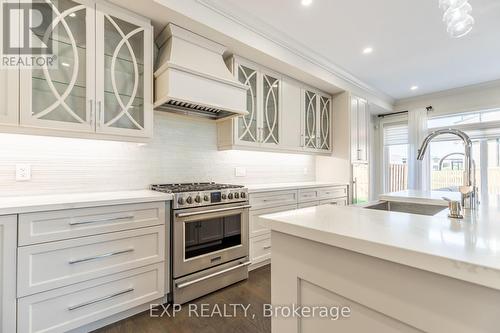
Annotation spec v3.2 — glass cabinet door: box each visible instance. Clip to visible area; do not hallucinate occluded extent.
[304,90,318,149]
[0,68,18,125]
[20,0,95,132]
[261,73,280,145]
[236,64,259,144]
[319,96,331,150]
[95,4,152,137]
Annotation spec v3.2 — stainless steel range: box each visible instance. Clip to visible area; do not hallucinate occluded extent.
[151,183,250,304]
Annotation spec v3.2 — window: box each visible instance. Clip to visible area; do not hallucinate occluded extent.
[427,109,500,197]
[428,108,500,129]
[383,123,408,192]
[429,140,481,192]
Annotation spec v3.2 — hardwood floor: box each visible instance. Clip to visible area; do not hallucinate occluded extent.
[93,265,271,333]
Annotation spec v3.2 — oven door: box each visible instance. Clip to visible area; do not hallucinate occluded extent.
[173,202,250,278]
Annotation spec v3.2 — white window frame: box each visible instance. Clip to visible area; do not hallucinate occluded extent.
[377,115,408,193]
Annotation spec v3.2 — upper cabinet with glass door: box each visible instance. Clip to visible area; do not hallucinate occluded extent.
[0,0,19,127]
[219,56,281,149]
[302,88,333,153]
[18,0,152,140]
[217,56,332,155]
[20,0,95,133]
[95,2,152,137]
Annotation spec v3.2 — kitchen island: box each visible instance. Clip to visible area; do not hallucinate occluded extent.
[261,191,500,333]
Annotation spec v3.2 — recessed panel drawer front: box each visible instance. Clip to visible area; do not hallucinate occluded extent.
[298,201,320,209]
[320,198,348,206]
[250,234,271,264]
[298,188,320,203]
[249,190,298,210]
[17,263,164,333]
[18,225,165,297]
[318,186,348,200]
[250,204,297,238]
[19,202,165,245]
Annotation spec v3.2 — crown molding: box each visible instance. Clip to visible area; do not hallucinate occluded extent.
[195,0,394,105]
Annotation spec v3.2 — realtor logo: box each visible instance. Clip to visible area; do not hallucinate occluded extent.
[2,0,56,68]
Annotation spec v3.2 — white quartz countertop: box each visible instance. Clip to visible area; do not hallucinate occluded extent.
[246,181,348,193]
[0,190,173,215]
[262,190,500,291]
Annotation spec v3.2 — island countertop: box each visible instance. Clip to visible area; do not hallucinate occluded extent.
[261,190,500,291]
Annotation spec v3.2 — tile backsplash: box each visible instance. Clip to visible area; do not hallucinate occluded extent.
[0,112,315,196]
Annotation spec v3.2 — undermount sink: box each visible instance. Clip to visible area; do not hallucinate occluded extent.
[363,201,447,216]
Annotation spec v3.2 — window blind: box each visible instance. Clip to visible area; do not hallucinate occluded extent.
[384,123,408,146]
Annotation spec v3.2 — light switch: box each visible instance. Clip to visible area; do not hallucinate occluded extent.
[235,167,247,177]
[16,164,31,181]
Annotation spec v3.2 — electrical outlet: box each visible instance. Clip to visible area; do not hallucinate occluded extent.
[16,164,31,181]
[303,167,309,175]
[235,167,247,177]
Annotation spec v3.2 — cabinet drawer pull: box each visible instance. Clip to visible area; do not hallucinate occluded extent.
[68,288,134,311]
[263,245,272,250]
[69,215,134,226]
[68,248,134,265]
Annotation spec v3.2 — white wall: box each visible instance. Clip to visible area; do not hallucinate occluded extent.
[395,79,500,116]
[0,112,315,197]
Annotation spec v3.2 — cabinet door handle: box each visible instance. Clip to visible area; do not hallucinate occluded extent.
[89,100,94,127]
[176,261,251,289]
[68,288,134,311]
[68,248,134,265]
[98,101,103,127]
[263,245,272,250]
[69,215,134,226]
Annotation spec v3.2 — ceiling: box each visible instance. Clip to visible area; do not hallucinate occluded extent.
[208,0,500,100]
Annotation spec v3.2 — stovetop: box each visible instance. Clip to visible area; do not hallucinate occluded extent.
[151,182,244,194]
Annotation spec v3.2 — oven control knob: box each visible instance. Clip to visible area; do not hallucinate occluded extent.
[186,196,193,204]
[234,192,240,199]
[204,195,210,202]
[228,193,234,200]
[241,192,246,199]
[195,195,201,203]
[222,194,227,200]
[178,197,185,205]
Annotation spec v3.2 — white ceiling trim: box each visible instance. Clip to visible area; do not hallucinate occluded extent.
[196,0,394,105]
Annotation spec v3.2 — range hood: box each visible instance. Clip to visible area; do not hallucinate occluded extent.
[154,24,248,120]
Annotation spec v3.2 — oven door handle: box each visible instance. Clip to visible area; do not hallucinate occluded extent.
[175,205,252,218]
[176,261,252,289]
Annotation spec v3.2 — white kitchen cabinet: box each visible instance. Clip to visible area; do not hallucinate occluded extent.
[0,68,19,126]
[219,56,281,149]
[0,1,18,126]
[0,215,17,333]
[95,2,153,137]
[351,95,369,163]
[19,0,152,139]
[302,88,333,153]
[18,263,164,333]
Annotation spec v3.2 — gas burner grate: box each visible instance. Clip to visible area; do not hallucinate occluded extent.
[151,182,244,193]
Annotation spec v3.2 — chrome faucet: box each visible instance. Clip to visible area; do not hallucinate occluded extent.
[417,128,478,209]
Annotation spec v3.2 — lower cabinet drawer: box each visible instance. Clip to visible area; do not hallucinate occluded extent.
[250,234,271,264]
[320,197,348,206]
[249,190,298,210]
[17,263,165,333]
[298,201,320,209]
[18,225,165,297]
[250,204,296,238]
[318,186,348,200]
[18,202,165,246]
